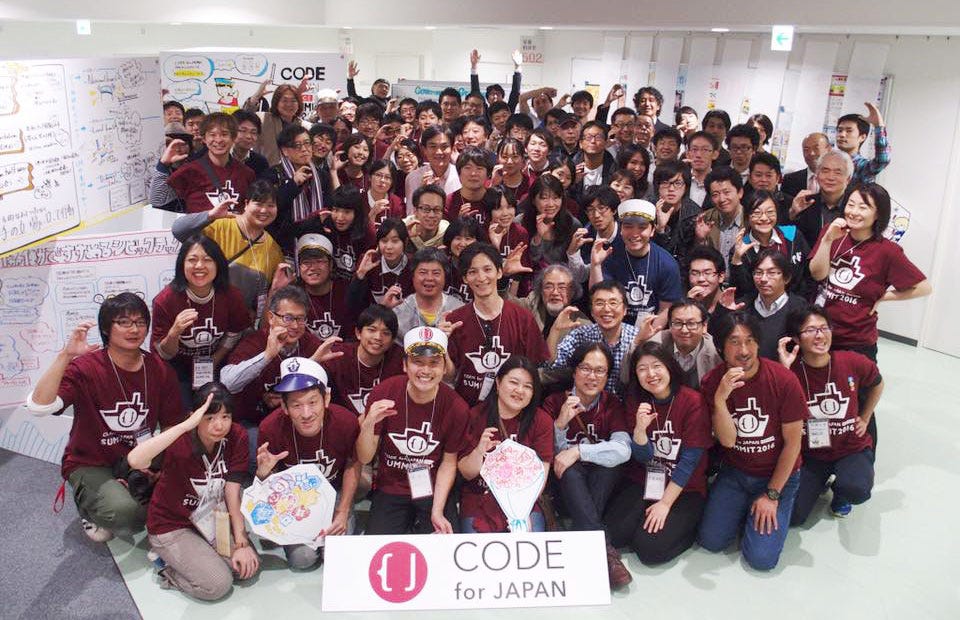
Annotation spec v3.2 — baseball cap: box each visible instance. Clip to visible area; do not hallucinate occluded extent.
[273,357,329,393]
[315,88,339,104]
[558,112,580,127]
[617,199,656,224]
[164,121,193,144]
[403,326,448,357]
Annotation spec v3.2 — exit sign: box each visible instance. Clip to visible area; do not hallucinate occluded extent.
[771,25,794,51]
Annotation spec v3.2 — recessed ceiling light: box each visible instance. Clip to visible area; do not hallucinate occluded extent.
[711,27,730,33]
[539,26,554,30]
[425,26,436,30]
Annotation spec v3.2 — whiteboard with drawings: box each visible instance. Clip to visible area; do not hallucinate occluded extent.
[0,57,162,256]
[0,229,180,464]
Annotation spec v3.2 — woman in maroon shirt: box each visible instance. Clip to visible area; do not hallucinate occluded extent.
[458,356,552,532]
[335,134,372,192]
[128,383,257,601]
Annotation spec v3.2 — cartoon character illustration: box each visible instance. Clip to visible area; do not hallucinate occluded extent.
[214,77,239,109]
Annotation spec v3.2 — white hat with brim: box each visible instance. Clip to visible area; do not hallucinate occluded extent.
[403,326,448,357]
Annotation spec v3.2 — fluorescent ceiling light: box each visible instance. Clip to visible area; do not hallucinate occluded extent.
[711,27,730,33]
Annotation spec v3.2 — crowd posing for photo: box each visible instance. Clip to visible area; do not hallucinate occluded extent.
[26,47,930,600]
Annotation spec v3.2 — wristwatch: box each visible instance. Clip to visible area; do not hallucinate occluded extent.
[765,488,781,501]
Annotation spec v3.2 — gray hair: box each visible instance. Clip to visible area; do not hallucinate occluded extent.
[816,147,854,179]
[533,263,581,301]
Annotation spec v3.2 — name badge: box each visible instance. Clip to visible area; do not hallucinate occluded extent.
[643,466,667,501]
[407,465,434,500]
[193,356,215,389]
[807,419,832,449]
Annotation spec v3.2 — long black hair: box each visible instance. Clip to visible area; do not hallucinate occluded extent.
[171,234,231,293]
[485,355,542,441]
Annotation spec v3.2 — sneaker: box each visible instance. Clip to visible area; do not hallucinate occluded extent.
[147,550,167,572]
[606,543,632,590]
[81,518,114,543]
[831,499,852,518]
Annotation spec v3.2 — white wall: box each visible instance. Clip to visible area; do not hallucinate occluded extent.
[1,21,957,354]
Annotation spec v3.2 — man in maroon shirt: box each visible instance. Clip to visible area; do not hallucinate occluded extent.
[446,243,549,406]
[167,112,256,213]
[357,326,470,534]
[697,312,805,570]
[257,356,361,569]
[27,293,183,542]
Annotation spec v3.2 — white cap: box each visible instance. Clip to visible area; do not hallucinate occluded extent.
[403,326,448,357]
[617,199,656,223]
[273,357,329,393]
[296,233,333,258]
[315,88,339,104]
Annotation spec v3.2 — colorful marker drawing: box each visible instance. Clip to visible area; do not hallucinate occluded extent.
[480,439,546,533]
[241,463,336,549]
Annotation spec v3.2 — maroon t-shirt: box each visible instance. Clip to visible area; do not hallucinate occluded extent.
[151,285,252,375]
[368,376,470,496]
[447,300,549,406]
[369,192,406,227]
[258,404,359,488]
[362,258,415,307]
[147,423,248,536]
[303,280,355,341]
[458,403,553,532]
[328,225,376,281]
[167,156,256,214]
[789,351,879,461]
[503,173,533,205]
[539,390,627,444]
[58,350,183,478]
[811,233,925,348]
[444,264,473,304]
[444,189,496,227]
[226,328,321,423]
[623,386,714,495]
[323,341,405,416]
[700,358,806,478]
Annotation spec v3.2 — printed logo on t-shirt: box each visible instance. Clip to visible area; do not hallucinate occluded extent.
[829,255,866,291]
[300,447,339,479]
[388,421,440,457]
[446,283,473,303]
[465,335,510,374]
[308,312,342,339]
[569,422,599,445]
[733,397,770,438]
[99,392,149,433]
[335,246,356,273]
[348,386,375,415]
[179,316,223,351]
[205,179,240,208]
[625,276,652,309]
[652,420,682,460]
[189,456,227,500]
[806,382,850,420]
[370,286,393,305]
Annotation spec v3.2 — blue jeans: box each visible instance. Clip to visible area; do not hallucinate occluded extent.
[791,449,874,526]
[556,462,622,532]
[461,511,546,533]
[698,467,801,571]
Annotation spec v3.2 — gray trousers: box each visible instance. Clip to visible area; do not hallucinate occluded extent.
[148,528,238,601]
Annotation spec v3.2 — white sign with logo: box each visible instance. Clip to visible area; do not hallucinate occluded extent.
[322,531,610,611]
[391,79,496,103]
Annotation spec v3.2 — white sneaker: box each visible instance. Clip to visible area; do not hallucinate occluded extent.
[81,518,114,542]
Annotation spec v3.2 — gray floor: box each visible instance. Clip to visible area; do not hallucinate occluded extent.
[0,449,140,620]
[3,338,959,619]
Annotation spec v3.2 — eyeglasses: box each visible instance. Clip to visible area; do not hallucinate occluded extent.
[417,206,443,215]
[670,320,704,331]
[749,210,777,221]
[290,141,312,150]
[372,172,393,182]
[576,364,609,377]
[800,326,832,336]
[542,283,570,293]
[277,314,308,325]
[659,179,685,189]
[581,133,606,143]
[113,318,148,329]
[689,269,718,278]
[585,205,611,215]
[591,299,623,309]
[753,269,783,279]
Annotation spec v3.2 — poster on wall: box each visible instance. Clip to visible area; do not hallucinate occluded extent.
[0,229,180,464]
[391,80,495,103]
[0,57,163,257]
[160,50,348,115]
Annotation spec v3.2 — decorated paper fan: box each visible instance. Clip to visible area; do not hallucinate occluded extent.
[480,439,546,532]
[241,464,336,549]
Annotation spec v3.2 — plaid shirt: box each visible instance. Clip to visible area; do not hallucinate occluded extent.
[552,323,638,397]
[851,125,890,185]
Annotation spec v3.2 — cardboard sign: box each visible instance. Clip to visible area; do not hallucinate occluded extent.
[322,531,611,611]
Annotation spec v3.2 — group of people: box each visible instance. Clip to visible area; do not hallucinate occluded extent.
[26,47,931,601]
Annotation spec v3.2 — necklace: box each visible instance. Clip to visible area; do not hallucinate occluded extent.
[290,408,325,466]
[830,232,869,262]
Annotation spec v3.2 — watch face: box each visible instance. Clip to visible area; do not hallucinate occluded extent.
[766,489,780,500]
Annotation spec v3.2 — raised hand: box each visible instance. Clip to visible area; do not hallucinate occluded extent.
[256,441,290,479]
[718,286,746,311]
[717,367,746,401]
[355,249,380,279]
[436,312,463,337]
[732,229,760,264]
[160,139,189,166]
[863,102,884,127]
[311,336,345,363]
[557,394,585,429]
[502,243,532,277]
[634,314,663,345]
[62,322,101,359]
[170,308,199,337]
[590,236,615,266]
[777,336,799,368]
[552,306,582,333]
[566,227,593,256]
[348,60,359,79]
[634,403,658,436]
[470,49,481,70]
[790,189,816,219]
[511,49,523,69]
[825,217,849,242]
[293,165,313,186]
[362,399,397,428]
[476,427,500,454]
[382,284,404,309]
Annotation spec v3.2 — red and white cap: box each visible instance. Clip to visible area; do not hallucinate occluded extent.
[403,326,448,357]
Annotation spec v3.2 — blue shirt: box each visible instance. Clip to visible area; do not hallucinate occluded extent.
[600,241,683,324]
[553,323,638,397]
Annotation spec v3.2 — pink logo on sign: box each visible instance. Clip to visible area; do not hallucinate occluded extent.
[368,542,428,603]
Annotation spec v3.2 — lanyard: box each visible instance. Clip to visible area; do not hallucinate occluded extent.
[800,356,832,401]
[108,351,147,405]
